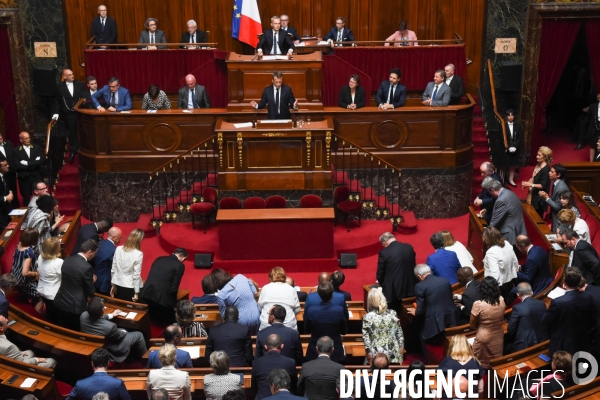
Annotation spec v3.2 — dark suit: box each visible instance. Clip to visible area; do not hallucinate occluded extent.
[585,284,600,358]
[304,302,347,362]
[338,85,366,109]
[12,144,45,205]
[80,312,147,362]
[507,296,548,353]
[422,82,451,106]
[489,187,527,245]
[265,391,307,400]
[572,239,600,286]
[376,240,417,312]
[138,29,167,49]
[94,239,115,294]
[297,355,344,396]
[0,139,19,209]
[205,320,253,367]
[191,294,218,304]
[67,371,130,400]
[53,80,86,154]
[0,172,11,230]
[426,248,461,284]
[0,289,8,318]
[516,245,553,295]
[414,275,457,340]
[543,289,596,356]
[256,84,297,120]
[458,280,481,323]
[323,27,355,44]
[504,121,523,169]
[375,81,407,108]
[282,26,301,42]
[252,351,297,400]
[92,85,132,111]
[90,16,117,46]
[54,254,96,330]
[304,292,348,321]
[477,171,502,223]
[140,254,185,323]
[177,85,211,109]
[72,223,99,256]
[545,179,569,230]
[334,288,351,301]
[586,102,600,145]
[531,164,550,217]
[147,347,192,368]
[256,322,303,365]
[446,75,464,105]
[257,29,295,55]
[296,291,307,302]
[180,30,207,46]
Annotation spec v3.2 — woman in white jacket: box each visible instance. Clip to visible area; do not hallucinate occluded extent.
[111,228,145,302]
[482,226,518,302]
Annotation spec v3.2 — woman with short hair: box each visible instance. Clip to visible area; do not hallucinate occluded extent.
[338,74,366,110]
[362,289,404,364]
[440,230,476,273]
[146,343,191,400]
[204,351,243,400]
[529,351,575,398]
[111,228,144,302]
[142,84,171,110]
[470,277,506,369]
[384,21,418,47]
[258,267,300,330]
[175,300,207,337]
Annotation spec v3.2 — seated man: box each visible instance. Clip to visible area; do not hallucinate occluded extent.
[506,283,547,353]
[147,325,192,368]
[252,334,297,400]
[331,270,351,301]
[66,348,130,400]
[421,70,451,107]
[177,74,211,109]
[375,68,406,110]
[92,77,132,112]
[323,17,355,46]
[426,232,461,284]
[138,17,167,49]
[80,297,147,362]
[256,305,303,365]
[453,267,481,324]
[191,274,218,304]
[205,305,253,367]
[180,19,206,48]
[444,64,464,105]
[256,16,294,57]
[297,336,344,397]
[0,315,56,367]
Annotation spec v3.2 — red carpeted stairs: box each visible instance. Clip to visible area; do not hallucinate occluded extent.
[52,155,81,216]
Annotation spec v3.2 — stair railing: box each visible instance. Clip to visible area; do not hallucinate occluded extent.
[487,59,508,150]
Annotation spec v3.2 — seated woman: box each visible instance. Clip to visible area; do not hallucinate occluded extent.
[529,351,574,399]
[438,334,486,397]
[384,21,417,47]
[362,289,404,364]
[440,230,476,273]
[175,299,207,337]
[203,351,243,400]
[555,191,581,232]
[142,84,171,110]
[482,226,518,300]
[338,75,366,110]
[258,267,300,331]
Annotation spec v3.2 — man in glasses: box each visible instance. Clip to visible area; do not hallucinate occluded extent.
[21,181,49,230]
[92,76,132,112]
[90,5,117,49]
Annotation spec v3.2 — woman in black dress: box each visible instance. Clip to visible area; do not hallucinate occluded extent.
[339,74,366,110]
[504,109,522,187]
[522,146,552,217]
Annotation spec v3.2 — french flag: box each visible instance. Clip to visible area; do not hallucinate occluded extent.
[232,0,262,48]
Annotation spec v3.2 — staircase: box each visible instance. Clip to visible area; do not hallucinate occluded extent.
[52,154,81,217]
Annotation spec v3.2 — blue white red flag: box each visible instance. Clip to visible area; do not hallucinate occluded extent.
[232,0,262,47]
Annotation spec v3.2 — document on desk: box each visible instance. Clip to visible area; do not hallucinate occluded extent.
[547,287,566,299]
[125,312,138,319]
[180,346,201,359]
[348,310,354,318]
[261,119,292,124]
[233,122,253,128]
[9,209,27,216]
[20,377,38,388]
[263,55,289,60]
[147,110,157,113]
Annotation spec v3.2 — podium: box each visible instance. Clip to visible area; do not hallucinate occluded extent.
[215,118,333,191]
[226,52,323,112]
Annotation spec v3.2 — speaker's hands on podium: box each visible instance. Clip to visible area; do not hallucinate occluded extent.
[250,100,258,108]
[293,99,298,109]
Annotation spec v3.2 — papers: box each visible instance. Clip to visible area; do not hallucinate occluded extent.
[260,119,292,124]
[147,110,157,113]
[125,312,138,319]
[182,109,193,113]
[547,287,566,299]
[20,378,37,388]
[318,41,329,45]
[233,122,253,128]
[545,234,557,241]
[348,311,354,318]
[120,111,131,113]
[113,310,128,317]
[9,209,27,216]
[551,243,563,252]
[262,55,289,60]
[180,346,201,359]
[295,42,305,46]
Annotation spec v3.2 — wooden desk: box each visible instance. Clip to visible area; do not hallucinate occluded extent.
[564,162,600,202]
[0,354,57,400]
[217,208,334,260]
[95,293,151,340]
[490,340,551,379]
[58,210,81,258]
[467,206,487,270]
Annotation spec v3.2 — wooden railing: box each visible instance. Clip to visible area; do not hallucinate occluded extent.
[487,59,507,150]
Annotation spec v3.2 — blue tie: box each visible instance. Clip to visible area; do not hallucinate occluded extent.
[432,86,438,101]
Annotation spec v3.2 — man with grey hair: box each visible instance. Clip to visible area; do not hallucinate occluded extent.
[257,16,295,56]
[91,393,109,400]
[506,282,547,353]
[267,369,304,399]
[407,264,457,352]
[474,163,501,222]
[484,178,526,244]
[180,19,207,48]
[178,74,211,109]
[376,232,416,314]
[252,334,296,400]
[279,14,301,44]
[0,315,57,368]
[297,336,344,397]
[90,5,117,49]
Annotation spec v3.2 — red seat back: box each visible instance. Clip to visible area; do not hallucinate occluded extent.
[300,194,323,208]
[219,197,242,209]
[202,187,218,205]
[265,195,286,208]
[334,186,350,205]
[243,197,266,209]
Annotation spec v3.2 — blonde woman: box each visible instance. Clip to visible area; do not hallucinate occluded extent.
[522,146,552,217]
[36,237,63,322]
[438,334,486,395]
[111,228,144,302]
[482,226,518,300]
[362,289,404,364]
[258,267,300,330]
[440,230,476,273]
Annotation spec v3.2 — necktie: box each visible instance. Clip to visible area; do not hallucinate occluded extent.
[273,32,278,54]
[101,18,105,32]
[151,35,154,44]
[337,30,342,42]
[276,88,280,115]
[110,92,116,107]
[387,85,395,103]
[432,85,438,101]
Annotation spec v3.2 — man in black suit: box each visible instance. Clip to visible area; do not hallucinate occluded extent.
[251,72,298,120]
[177,74,211,109]
[454,267,481,324]
[543,267,596,356]
[506,283,548,353]
[12,131,45,205]
[407,264,457,347]
[257,16,295,57]
[297,336,344,397]
[52,69,86,163]
[253,334,297,400]
[444,64,464,105]
[54,239,98,331]
[0,274,17,319]
[267,369,306,400]
[83,76,98,109]
[331,270,351,301]
[140,248,188,324]
[205,305,253,367]
[594,137,600,162]
[180,19,207,48]
[94,227,122,295]
[280,14,301,44]
[376,232,417,314]
[514,235,553,296]
[585,93,600,160]
[286,277,307,302]
[256,305,303,365]
[0,157,14,230]
[473,163,502,223]
[375,68,407,110]
[323,17,355,47]
[562,229,600,286]
[583,281,600,359]
[71,218,113,256]
[90,5,117,49]
[539,164,569,230]
[0,132,19,208]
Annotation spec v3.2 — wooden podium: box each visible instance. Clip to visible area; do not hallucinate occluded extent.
[215,118,333,191]
[226,52,323,112]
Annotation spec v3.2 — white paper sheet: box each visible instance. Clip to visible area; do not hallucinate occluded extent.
[179,346,201,359]
[233,122,253,128]
[20,378,37,388]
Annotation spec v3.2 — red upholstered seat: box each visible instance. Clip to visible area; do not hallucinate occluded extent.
[265,195,287,208]
[56,381,74,397]
[586,214,600,243]
[243,197,266,209]
[190,187,218,233]
[219,197,242,209]
[578,202,589,220]
[300,194,323,208]
[334,185,361,231]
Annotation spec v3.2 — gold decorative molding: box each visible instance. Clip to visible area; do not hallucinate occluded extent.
[237,132,243,167]
[261,132,287,137]
[325,131,331,166]
[306,132,312,166]
[217,133,223,168]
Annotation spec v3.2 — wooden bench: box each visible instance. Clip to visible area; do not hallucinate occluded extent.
[489,340,551,379]
[0,354,58,400]
[59,210,81,258]
[551,376,600,399]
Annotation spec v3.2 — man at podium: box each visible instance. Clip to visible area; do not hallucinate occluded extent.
[256,16,295,57]
[250,72,298,120]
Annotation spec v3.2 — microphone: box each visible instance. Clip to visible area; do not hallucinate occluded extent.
[251,105,260,128]
[252,49,259,61]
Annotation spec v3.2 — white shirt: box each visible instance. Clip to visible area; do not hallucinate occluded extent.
[257,282,300,330]
[0,143,5,158]
[573,219,591,244]
[483,243,518,285]
[189,33,195,43]
[66,81,73,97]
[445,241,477,273]
[36,256,64,300]
[508,122,514,138]
[24,145,30,158]
[111,246,144,292]
[445,75,453,86]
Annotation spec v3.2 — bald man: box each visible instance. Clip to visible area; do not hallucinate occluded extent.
[303,272,349,320]
[52,69,86,163]
[94,227,123,295]
[177,74,211,109]
[473,161,501,223]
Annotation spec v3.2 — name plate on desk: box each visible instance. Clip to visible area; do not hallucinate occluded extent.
[256,119,293,129]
